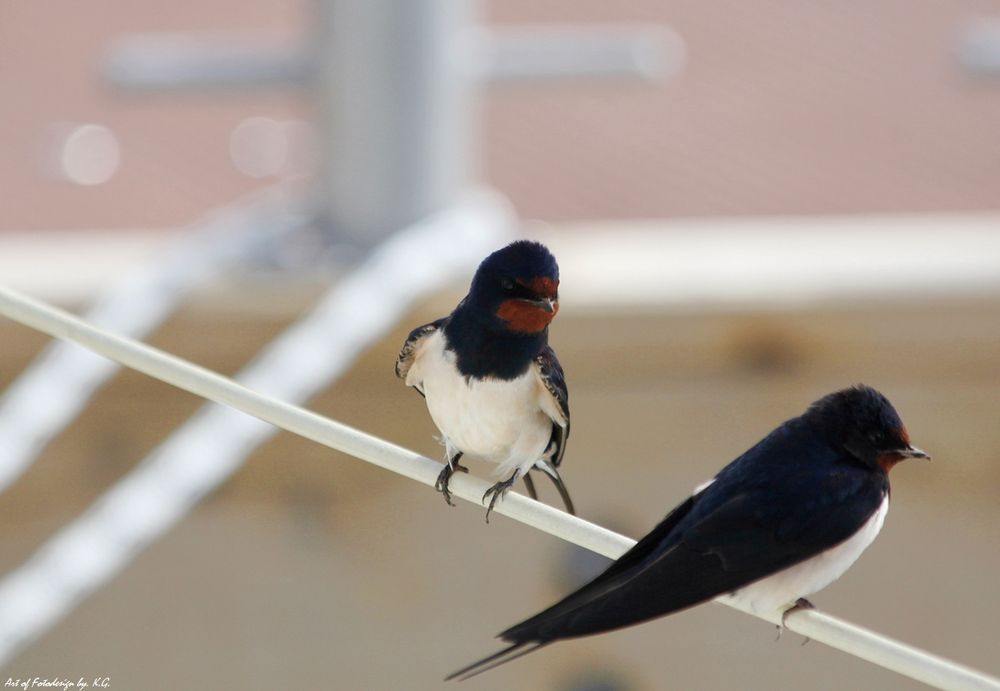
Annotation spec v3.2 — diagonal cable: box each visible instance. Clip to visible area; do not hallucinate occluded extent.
[0,186,305,494]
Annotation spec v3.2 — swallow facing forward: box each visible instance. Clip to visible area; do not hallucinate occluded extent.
[449,385,927,679]
[396,240,573,522]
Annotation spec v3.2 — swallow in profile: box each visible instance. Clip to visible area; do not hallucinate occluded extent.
[448,385,928,679]
[396,240,574,522]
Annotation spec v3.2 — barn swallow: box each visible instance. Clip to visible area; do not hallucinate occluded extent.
[396,240,573,522]
[448,384,928,679]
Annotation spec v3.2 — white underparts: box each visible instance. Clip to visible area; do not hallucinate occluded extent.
[405,330,564,478]
[728,494,889,614]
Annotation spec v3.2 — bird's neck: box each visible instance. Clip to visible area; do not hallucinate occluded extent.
[444,306,547,380]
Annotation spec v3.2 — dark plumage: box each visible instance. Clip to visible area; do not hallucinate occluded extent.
[396,240,574,519]
[448,385,928,680]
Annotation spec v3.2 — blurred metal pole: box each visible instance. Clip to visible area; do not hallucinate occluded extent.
[312,0,477,245]
[103,2,682,247]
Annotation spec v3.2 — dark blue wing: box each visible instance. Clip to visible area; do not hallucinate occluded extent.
[535,345,569,466]
[500,419,887,643]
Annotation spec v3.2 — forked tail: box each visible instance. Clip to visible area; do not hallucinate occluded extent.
[534,458,575,515]
[445,640,550,681]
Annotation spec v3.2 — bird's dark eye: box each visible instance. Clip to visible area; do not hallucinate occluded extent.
[500,278,515,292]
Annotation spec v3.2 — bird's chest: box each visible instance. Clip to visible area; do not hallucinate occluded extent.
[416,338,547,458]
[731,494,889,614]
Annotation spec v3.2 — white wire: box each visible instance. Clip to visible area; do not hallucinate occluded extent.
[0,190,513,665]
[0,233,997,689]
[0,186,304,495]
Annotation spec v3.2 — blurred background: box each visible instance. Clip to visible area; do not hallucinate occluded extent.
[1,1,999,690]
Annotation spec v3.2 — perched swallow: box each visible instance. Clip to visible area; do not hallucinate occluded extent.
[396,240,574,521]
[448,384,928,679]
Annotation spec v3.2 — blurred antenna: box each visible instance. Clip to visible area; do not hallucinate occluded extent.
[103,0,684,246]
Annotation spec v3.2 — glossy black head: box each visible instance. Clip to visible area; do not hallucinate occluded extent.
[805,384,929,472]
[468,240,560,334]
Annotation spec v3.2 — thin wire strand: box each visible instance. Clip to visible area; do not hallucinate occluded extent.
[0,286,996,690]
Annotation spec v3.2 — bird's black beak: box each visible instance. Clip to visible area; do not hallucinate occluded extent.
[897,445,930,460]
[523,297,557,313]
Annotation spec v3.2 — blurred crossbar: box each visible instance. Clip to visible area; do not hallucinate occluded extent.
[0,282,997,689]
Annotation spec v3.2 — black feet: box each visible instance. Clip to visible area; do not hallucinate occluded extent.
[434,453,573,520]
[435,452,468,506]
[482,469,521,523]
[776,597,815,642]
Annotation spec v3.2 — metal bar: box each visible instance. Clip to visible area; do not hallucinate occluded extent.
[104,36,307,90]
[483,25,681,83]
[101,25,678,90]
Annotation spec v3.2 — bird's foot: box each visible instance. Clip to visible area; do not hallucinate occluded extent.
[435,455,469,507]
[776,598,815,643]
[482,470,521,523]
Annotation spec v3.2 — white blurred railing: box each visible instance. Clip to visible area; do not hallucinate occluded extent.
[0,188,305,495]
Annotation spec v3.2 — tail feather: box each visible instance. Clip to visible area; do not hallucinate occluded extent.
[522,472,539,500]
[533,459,575,515]
[445,640,549,682]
